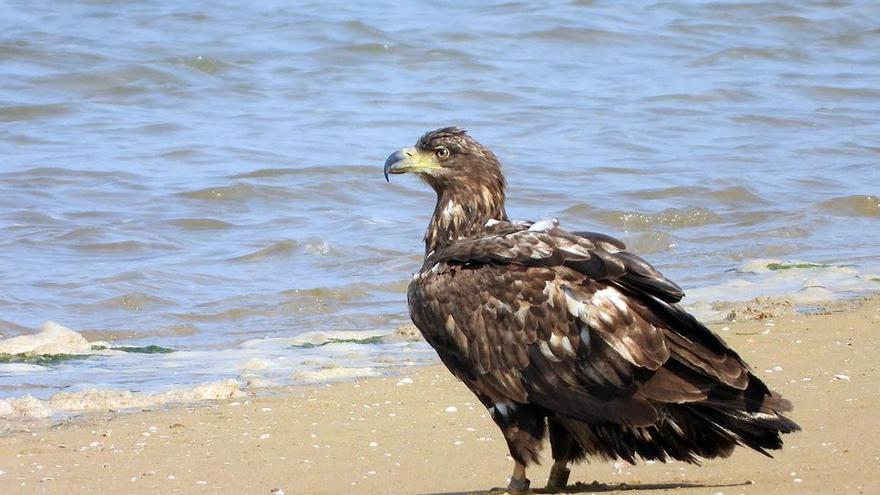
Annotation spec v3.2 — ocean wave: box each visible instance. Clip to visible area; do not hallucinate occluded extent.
[37,64,185,95]
[230,239,300,262]
[177,182,298,202]
[55,226,105,240]
[73,240,177,253]
[641,88,758,104]
[168,218,235,230]
[229,165,370,179]
[528,26,632,44]
[817,195,880,217]
[80,324,198,343]
[596,206,723,230]
[693,46,808,65]
[171,55,230,75]
[804,85,880,99]
[624,185,767,205]
[0,103,72,122]
[623,231,678,254]
[228,238,338,262]
[94,292,176,311]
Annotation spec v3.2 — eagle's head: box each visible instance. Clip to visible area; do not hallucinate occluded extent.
[383,127,505,195]
[384,127,508,252]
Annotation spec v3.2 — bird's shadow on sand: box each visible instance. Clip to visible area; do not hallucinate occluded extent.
[422,480,753,495]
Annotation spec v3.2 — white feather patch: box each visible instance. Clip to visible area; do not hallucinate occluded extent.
[491,401,516,418]
[592,287,630,316]
[579,327,591,348]
[538,340,561,362]
[563,287,587,320]
[550,332,576,357]
[530,244,554,258]
[528,218,559,232]
[445,314,456,335]
[560,334,576,357]
[558,243,591,258]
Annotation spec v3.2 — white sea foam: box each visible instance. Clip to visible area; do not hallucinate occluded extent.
[0,363,48,373]
[0,321,113,356]
[0,395,54,419]
[4,326,429,429]
[0,380,242,422]
[290,367,378,383]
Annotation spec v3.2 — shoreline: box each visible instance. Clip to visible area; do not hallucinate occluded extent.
[1,296,878,494]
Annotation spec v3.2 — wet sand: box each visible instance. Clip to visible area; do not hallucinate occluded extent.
[1,296,878,495]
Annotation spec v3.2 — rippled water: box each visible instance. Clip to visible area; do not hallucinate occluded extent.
[1,1,878,404]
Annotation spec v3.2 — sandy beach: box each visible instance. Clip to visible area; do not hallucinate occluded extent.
[1,295,878,495]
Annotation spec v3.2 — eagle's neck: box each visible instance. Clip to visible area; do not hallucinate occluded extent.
[424,184,507,255]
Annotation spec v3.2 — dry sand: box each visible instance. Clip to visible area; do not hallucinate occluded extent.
[1,296,878,495]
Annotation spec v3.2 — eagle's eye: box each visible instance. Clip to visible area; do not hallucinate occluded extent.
[435,147,450,159]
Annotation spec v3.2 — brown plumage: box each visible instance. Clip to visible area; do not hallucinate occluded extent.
[383,127,799,492]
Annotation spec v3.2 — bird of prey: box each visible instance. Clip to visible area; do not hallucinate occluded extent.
[383,127,799,493]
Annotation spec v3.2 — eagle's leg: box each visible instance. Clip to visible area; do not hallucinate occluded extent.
[546,419,573,491]
[487,402,546,493]
[505,461,529,492]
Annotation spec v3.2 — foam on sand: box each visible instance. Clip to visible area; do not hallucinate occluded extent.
[685,259,880,322]
[0,379,243,433]
[46,379,243,412]
[290,367,379,383]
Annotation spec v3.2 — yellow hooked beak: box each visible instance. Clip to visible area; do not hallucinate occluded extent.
[383,148,441,182]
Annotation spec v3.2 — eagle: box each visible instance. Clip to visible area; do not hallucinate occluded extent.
[383,127,799,493]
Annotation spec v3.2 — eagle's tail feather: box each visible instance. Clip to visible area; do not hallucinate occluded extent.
[557,402,800,465]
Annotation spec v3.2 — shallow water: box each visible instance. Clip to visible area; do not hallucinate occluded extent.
[1,1,878,406]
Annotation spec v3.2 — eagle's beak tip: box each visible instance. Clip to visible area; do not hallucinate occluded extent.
[383,149,408,182]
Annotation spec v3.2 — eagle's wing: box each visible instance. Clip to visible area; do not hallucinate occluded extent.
[434,224,684,303]
[411,222,786,430]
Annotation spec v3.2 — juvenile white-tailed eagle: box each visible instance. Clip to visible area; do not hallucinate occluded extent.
[383,127,798,493]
